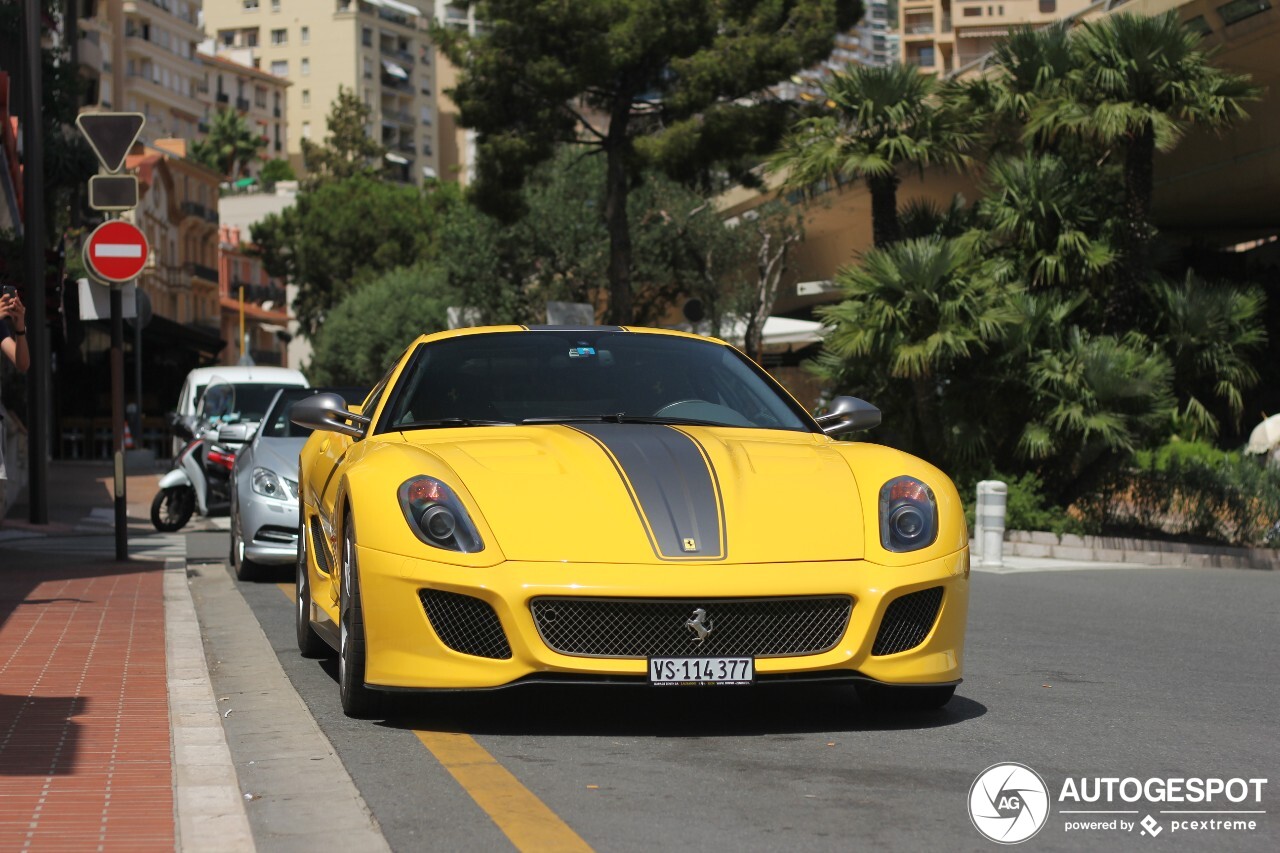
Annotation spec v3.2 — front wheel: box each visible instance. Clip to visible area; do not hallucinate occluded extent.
[151,487,195,532]
[230,501,261,582]
[296,511,330,659]
[856,682,956,711]
[338,513,383,718]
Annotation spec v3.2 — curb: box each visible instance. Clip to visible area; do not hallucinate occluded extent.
[1001,530,1280,571]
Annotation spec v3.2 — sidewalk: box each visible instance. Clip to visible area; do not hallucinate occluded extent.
[0,462,250,852]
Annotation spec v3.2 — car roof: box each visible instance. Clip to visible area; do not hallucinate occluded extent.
[184,366,309,386]
[408,324,729,348]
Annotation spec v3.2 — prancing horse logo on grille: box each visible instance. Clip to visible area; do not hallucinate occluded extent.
[685,608,714,643]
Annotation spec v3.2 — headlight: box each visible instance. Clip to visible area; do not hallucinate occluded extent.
[397,476,484,553]
[879,476,938,552]
[284,477,299,500]
[252,467,288,500]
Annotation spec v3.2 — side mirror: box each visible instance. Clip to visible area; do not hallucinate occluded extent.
[290,392,371,439]
[815,396,881,437]
[169,412,197,441]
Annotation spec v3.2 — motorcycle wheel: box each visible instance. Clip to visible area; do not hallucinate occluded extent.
[151,487,195,532]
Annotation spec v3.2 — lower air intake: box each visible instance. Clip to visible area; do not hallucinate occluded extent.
[872,587,944,656]
[419,589,512,660]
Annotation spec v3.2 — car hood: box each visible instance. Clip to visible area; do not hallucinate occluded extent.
[251,437,308,481]
[406,424,864,564]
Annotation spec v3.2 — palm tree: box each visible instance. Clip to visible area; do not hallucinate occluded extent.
[191,108,264,181]
[1148,270,1266,439]
[980,153,1116,292]
[1030,12,1260,306]
[813,236,1019,460]
[770,63,976,247]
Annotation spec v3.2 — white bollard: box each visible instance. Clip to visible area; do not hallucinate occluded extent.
[976,480,1008,568]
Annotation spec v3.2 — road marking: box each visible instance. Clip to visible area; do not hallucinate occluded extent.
[275,584,593,852]
[415,730,593,852]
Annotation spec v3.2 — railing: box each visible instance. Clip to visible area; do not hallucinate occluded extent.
[233,282,287,306]
[186,262,219,283]
[272,106,281,117]
[380,45,415,65]
[181,201,218,224]
[216,92,229,103]
[236,97,251,111]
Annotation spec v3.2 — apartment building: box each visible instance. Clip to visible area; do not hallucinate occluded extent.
[774,2,901,102]
[431,1,479,185]
[78,0,207,140]
[197,49,291,173]
[218,224,291,366]
[900,0,1094,74]
[202,0,440,185]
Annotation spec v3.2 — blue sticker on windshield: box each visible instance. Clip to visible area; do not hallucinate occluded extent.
[568,346,597,358]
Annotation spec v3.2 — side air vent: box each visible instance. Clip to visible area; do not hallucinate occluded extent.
[871,587,944,656]
[419,589,512,660]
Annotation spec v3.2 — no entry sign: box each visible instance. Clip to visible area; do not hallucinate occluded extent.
[84,220,149,283]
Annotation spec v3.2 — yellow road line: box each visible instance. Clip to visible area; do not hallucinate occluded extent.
[275,583,593,852]
[416,730,593,852]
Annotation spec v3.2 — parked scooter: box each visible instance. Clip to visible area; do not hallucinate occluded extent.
[151,381,254,532]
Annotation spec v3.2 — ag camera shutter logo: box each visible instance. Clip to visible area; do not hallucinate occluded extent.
[969,762,1051,844]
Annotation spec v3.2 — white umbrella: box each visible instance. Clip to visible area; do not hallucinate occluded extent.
[1245,414,1280,454]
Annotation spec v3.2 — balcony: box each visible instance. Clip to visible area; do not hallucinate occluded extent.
[216,92,230,104]
[272,106,281,118]
[186,263,219,284]
[380,44,416,65]
[236,97,251,112]
[181,201,219,224]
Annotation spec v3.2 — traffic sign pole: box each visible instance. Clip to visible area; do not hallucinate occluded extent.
[22,0,49,526]
[111,284,127,562]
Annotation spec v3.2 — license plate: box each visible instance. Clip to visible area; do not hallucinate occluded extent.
[649,657,753,686]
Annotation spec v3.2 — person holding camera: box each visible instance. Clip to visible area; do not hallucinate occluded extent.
[1,286,30,514]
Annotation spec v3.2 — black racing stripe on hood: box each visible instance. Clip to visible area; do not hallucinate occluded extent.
[571,424,725,561]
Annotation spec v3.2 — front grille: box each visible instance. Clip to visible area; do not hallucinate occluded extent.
[872,587,944,656]
[420,590,512,659]
[309,517,332,574]
[530,596,853,659]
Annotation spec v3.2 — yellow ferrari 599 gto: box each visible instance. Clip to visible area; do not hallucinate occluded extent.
[291,325,969,718]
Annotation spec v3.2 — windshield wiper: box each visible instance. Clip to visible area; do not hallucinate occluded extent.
[398,417,513,429]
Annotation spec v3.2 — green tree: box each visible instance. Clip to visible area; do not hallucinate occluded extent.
[1030,12,1259,319]
[308,265,453,385]
[300,85,386,185]
[190,108,263,180]
[435,0,861,324]
[260,158,296,185]
[770,63,976,247]
[251,177,462,335]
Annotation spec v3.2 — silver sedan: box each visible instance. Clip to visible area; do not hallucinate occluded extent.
[230,386,367,580]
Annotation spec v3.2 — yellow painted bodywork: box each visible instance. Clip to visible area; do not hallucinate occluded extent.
[300,326,970,690]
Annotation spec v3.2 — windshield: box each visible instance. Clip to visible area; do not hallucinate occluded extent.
[260,387,370,438]
[382,330,813,432]
[194,382,308,423]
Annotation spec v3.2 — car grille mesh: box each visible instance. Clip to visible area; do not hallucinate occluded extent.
[872,587,944,656]
[530,596,853,659]
[419,590,512,660]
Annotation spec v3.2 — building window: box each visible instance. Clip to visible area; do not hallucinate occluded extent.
[1039,0,1055,10]
[243,0,259,10]
[301,58,310,76]
[244,28,259,47]
[363,57,372,78]
[963,7,982,16]
[270,28,287,45]
[1218,0,1273,25]
[271,0,281,10]
[255,86,267,107]
[302,120,311,139]
[362,27,372,47]
[301,26,310,44]
[270,59,287,76]
[220,29,235,46]
[301,89,310,106]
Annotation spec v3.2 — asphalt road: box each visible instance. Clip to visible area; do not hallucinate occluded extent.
[204,537,1278,853]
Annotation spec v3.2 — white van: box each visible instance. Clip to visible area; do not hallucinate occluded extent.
[172,365,308,454]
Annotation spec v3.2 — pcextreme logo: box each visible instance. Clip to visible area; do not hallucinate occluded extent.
[969,764,1270,844]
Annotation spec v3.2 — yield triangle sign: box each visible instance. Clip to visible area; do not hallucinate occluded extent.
[76,112,146,173]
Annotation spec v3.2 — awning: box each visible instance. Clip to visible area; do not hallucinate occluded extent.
[384,152,410,165]
[718,316,826,348]
[959,29,1013,38]
[234,177,258,188]
[381,60,409,80]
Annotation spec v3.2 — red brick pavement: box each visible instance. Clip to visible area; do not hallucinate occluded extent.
[1,462,176,851]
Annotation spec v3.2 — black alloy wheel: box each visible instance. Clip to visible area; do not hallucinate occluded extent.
[151,487,195,532]
[338,513,383,718]
[230,499,260,581]
[295,504,330,658]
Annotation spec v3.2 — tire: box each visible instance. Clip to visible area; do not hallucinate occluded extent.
[295,510,330,659]
[856,682,956,711]
[151,487,195,532]
[230,501,260,582]
[338,513,383,718]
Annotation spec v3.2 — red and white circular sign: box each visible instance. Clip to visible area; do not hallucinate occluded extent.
[84,220,149,283]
